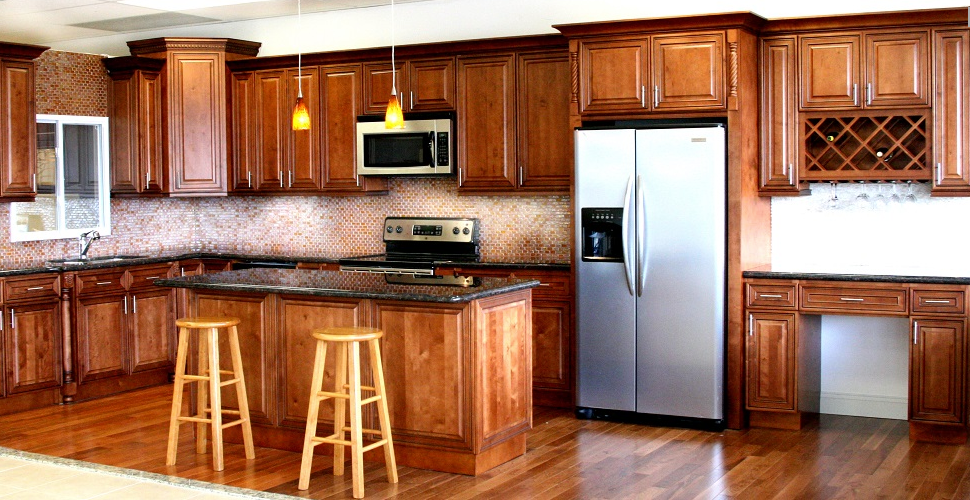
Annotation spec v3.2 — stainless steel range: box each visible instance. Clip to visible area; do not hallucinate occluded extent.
[338,217,481,286]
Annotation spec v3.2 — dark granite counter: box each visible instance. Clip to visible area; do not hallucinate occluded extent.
[744,264,970,285]
[155,268,540,303]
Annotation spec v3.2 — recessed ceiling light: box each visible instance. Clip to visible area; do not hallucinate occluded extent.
[118,0,271,11]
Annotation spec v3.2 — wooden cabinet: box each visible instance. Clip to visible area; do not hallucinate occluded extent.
[0,42,47,201]
[759,37,803,195]
[2,275,62,396]
[799,31,929,110]
[73,263,176,400]
[320,64,386,194]
[745,312,797,411]
[910,318,965,425]
[117,37,261,197]
[104,56,165,195]
[931,29,970,194]
[362,57,455,115]
[576,32,725,115]
[457,50,572,194]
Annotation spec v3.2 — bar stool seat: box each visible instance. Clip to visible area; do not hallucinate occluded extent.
[166,316,255,471]
[298,326,398,499]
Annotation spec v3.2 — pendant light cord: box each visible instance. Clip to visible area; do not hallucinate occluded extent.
[390,0,396,94]
[297,0,303,98]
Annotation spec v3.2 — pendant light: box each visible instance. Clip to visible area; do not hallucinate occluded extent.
[384,0,404,129]
[291,0,310,130]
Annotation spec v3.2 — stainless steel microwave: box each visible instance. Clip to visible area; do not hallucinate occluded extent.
[356,115,453,176]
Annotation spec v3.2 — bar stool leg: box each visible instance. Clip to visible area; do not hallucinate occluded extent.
[368,339,398,483]
[208,327,225,471]
[298,339,328,490]
[348,341,365,500]
[227,325,255,460]
[166,326,191,466]
[332,342,348,477]
[196,330,209,455]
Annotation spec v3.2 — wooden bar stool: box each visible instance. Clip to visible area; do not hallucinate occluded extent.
[298,326,398,499]
[166,316,255,471]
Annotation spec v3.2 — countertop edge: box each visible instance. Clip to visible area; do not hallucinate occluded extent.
[743,269,970,285]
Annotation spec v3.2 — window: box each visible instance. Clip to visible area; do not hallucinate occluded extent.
[10,115,111,242]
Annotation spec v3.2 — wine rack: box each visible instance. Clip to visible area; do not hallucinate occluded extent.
[802,113,930,182]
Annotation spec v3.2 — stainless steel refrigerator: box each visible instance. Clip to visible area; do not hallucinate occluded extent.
[574,125,725,426]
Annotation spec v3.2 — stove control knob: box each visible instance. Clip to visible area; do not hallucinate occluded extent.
[462,227,470,235]
[386,226,393,233]
[396,226,403,233]
[453,227,461,235]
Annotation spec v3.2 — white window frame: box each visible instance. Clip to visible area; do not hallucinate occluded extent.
[10,114,111,242]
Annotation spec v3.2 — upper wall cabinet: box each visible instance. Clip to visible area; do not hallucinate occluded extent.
[799,31,929,110]
[104,56,165,196]
[931,28,970,194]
[362,57,456,115]
[0,42,47,202]
[109,38,261,197]
[575,32,725,115]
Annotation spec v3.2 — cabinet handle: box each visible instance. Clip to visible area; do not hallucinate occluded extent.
[924,299,952,304]
[247,170,252,188]
[653,85,659,108]
[0,310,3,331]
[132,296,137,315]
[748,314,754,336]
[537,283,552,287]
[640,85,646,108]
[518,166,524,186]
[144,276,160,281]
[289,170,294,188]
[937,163,943,185]
[96,281,113,285]
[788,163,794,184]
[32,173,36,190]
[839,297,865,302]
[26,286,45,291]
[865,83,872,106]
[759,294,784,299]
[409,90,414,109]
[913,321,919,345]
[852,83,858,106]
[124,296,128,315]
[9,309,14,330]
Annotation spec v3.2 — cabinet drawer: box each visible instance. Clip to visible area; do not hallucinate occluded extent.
[911,287,966,315]
[128,263,173,290]
[511,272,571,299]
[76,269,127,296]
[5,274,60,302]
[799,284,908,314]
[746,282,796,309]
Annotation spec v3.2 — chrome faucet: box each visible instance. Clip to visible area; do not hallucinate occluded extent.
[78,230,100,260]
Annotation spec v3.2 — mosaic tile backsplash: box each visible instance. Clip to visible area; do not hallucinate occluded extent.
[0,50,572,268]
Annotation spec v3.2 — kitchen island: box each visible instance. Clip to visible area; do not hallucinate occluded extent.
[157,268,537,475]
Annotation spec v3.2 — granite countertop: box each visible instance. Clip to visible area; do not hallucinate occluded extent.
[744,264,970,285]
[156,268,541,303]
[0,251,569,276]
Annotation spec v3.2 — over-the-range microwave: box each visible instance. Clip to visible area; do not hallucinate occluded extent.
[355,113,454,176]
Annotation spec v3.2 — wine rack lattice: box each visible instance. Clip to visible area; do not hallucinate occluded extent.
[803,113,930,181]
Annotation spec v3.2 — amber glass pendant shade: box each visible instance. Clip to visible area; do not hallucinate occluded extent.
[385,92,404,129]
[292,95,310,130]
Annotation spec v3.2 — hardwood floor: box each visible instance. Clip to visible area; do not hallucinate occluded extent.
[1,385,970,499]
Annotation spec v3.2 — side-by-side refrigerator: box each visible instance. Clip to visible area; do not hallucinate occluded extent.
[575,125,726,427]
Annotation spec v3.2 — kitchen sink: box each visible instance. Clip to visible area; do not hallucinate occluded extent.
[47,255,147,266]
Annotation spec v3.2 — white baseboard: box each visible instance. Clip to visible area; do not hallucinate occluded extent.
[819,391,907,420]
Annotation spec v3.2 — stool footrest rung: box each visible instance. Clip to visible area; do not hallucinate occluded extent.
[180,374,210,382]
[361,439,389,453]
[221,418,247,430]
[219,378,241,387]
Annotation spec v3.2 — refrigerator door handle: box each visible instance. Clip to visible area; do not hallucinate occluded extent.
[636,174,647,297]
[621,174,636,295]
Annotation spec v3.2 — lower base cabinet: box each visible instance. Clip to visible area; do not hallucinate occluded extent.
[910,318,965,425]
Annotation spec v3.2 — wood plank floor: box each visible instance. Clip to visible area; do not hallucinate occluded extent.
[1,385,969,499]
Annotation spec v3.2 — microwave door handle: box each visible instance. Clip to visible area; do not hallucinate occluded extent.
[428,132,436,168]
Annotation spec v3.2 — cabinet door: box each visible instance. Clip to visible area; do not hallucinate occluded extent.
[865,31,929,108]
[578,38,648,114]
[253,69,286,191]
[286,67,322,191]
[75,293,127,383]
[408,57,456,111]
[361,62,405,115]
[910,318,965,424]
[108,75,139,194]
[651,32,725,111]
[800,35,861,109]
[932,29,970,193]
[0,59,37,199]
[278,296,365,429]
[230,71,256,192]
[457,54,516,191]
[167,52,226,194]
[516,51,571,192]
[129,288,175,373]
[759,37,802,194]
[320,64,385,193]
[3,302,61,394]
[746,312,797,411]
[531,300,572,407]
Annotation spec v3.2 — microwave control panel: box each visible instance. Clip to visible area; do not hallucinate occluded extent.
[436,132,450,166]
